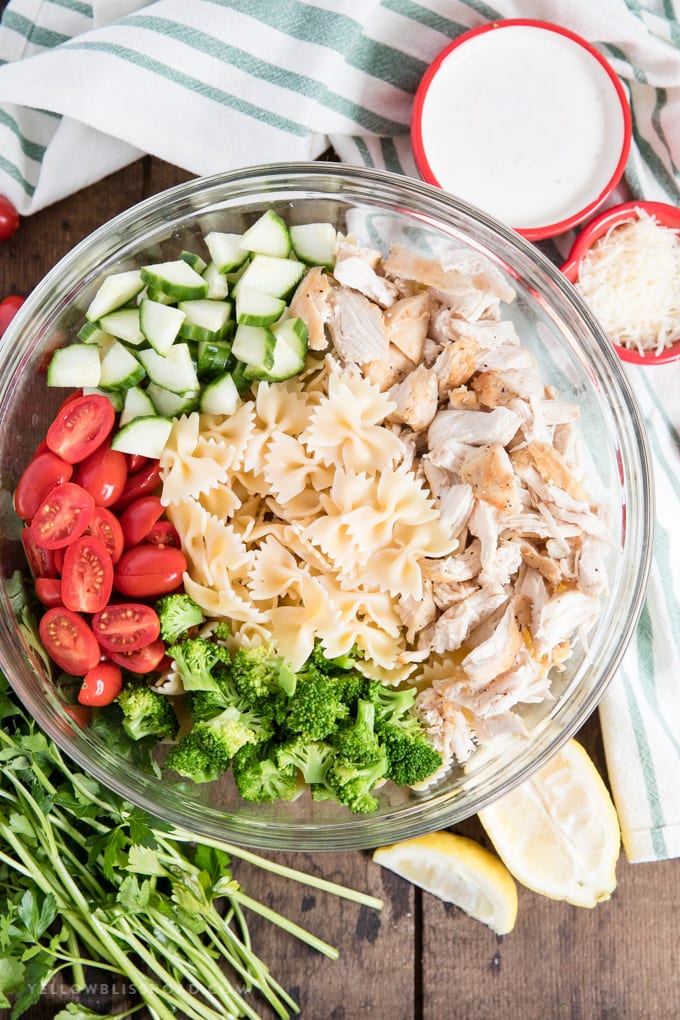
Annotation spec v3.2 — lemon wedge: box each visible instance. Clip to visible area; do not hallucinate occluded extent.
[372,830,518,935]
[478,738,621,908]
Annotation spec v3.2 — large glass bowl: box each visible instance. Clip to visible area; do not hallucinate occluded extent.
[0,163,653,850]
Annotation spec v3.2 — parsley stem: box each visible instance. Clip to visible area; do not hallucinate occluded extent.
[230,889,340,959]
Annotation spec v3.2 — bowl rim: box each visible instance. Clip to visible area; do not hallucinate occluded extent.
[560,199,680,365]
[0,161,654,850]
[410,18,633,242]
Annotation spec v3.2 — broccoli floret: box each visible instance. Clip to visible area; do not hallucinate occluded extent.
[211,620,231,642]
[324,752,388,814]
[276,738,335,785]
[366,680,418,724]
[281,664,349,741]
[167,637,231,692]
[116,683,179,742]
[155,594,205,645]
[230,645,291,702]
[379,722,443,787]
[232,743,301,803]
[187,671,243,723]
[164,729,224,784]
[308,641,364,675]
[332,699,382,766]
[165,701,272,785]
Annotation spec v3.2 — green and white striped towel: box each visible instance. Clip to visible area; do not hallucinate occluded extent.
[0,0,679,863]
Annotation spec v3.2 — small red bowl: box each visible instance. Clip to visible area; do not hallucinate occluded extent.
[561,200,680,365]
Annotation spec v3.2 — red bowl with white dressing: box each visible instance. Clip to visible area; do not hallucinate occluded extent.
[411,20,632,241]
[561,200,680,365]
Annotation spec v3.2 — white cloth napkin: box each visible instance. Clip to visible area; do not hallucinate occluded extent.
[1,0,679,863]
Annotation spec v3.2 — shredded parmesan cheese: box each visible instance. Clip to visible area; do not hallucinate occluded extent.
[576,209,680,357]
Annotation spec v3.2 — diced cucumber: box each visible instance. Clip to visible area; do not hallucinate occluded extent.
[234,254,305,300]
[111,415,174,459]
[137,343,200,394]
[78,321,115,345]
[139,298,186,355]
[47,344,101,388]
[240,209,291,258]
[146,382,200,417]
[235,286,286,326]
[230,360,253,394]
[85,269,144,322]
[197,340,232,379]
[290,222,337,268]
[199,372,240,416]
[144,287,176,306]
[267,318,309,381]
[180,250,208,274]
[178,299,232,342]
[99,340,146,391]
[83,386,125,412]
[140,260,208,301]
[203,261,230,300]
[119,385,157,427]
[272,316,309,359]
[203,232,249,274]
[99,307,144,346]
[232,324,276,375]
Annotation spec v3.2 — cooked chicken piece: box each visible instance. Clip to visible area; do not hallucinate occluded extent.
[334,238,382,269]
[333,242,398,308]
[472,367,544,407]
[552,420,581,465]
[289,266,332,351]
[416,685,478,764]
[513,440,588,502]
[421,457,455,500]
[576,534,608,597]
[461,603,523,688]
[425,441,478,477]
[436,481,475,536]
[434,316,519,350]
[328,288,388,364]
[422,540,482,583]
[456,649,550,719]
[533,588,600,660]
[468,499,501,576]
[361,342,416,391]
[384,292,430,362]
[431,579,477,611]
[430,587,508,654]
[432,339,479,395]
[439,248,516,305]
[447,386,479,410]
[519,538,563,587]
[460,443,521,514]
[476,344,538,374]
[387,365,439,432]
[396,581,438,644]
[428,406,521,449]
[514,565,548,634]
[479,539,523,592]
[541,399,580,427]
[422,335,444,365]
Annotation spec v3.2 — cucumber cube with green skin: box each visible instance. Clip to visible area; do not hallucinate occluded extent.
[83,387,124,412]
[78,321,115,345]
[111,415,174,459]
[239,209,291,258]
[137,343,200,394]
[203,261,230,300]
[179,250,208,274]
[235,286,286,326]
[197,340,232,379]
[204,231,249,274]
[119,385,157,427]
[98,340,146,391]
[234,254,305,300]
[290,222,337,268]
[199,372,241,416]
[140,298,186,355]
[231,324,276,374]
[47,344,101,388]
[146,382,200,417]
[85,269,144,322]
[99,307,145,346]
[178,298,233,340]
[140,260,208,301]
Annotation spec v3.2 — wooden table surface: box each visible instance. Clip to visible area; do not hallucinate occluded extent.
[1,158,678,1020]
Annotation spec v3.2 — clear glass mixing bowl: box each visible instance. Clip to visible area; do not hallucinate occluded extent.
[0,163,653,850]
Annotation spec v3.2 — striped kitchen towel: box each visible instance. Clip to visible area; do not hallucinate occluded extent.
[0,0,679,862]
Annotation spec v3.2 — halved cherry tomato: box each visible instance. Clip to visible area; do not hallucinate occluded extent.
[21,528,60,579]
[145,520,181,548]
[77,661,123,707]
[61,535,114,614]
[113,545,187,598]
[120,495,164,548]
[0,294,24,338]
[34,577,63,608]
[108,637,166,674]
[88,506,125,564]
[112,460,162,512]
[31,482,95,550]
[46,394,115,465]
[91,602,161,653]
[127,453,148,473]
[39,607,101,675]
[55,388,83,414]
[0,196,20,242]
[14,450,74,522]
[76,441,128,507]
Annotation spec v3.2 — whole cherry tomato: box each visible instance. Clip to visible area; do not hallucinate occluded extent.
[127,453,149,473]
[34,577,64,608]
[0,295,24,338]
[61,534,114,614]
[120,495,163,548]
[0,196,19,242]
[112,460,162,512]
[46,394,115,465]
[14,450,73,522]
[76,441,128,507]
[78,661,123,707]
[113,545,187,598]
[91,602,161,653]
[39,608,101,675]
[30,482,95,550]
